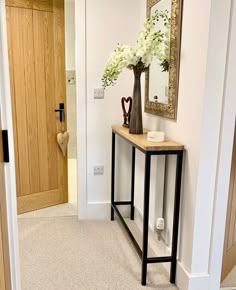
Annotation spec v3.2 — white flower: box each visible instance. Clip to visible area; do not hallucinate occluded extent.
[102,10,171,88]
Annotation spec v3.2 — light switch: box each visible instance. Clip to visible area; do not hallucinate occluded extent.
[94,88,104,99]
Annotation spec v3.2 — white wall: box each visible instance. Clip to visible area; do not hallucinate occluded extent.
[84,0,166,226]
[139,1,233,289]
[137,0,212,279]
[78,0,211,271]
[85,0,143,205]
[65,0,77,159]
[77,0,233,289]
[65,0,75,71]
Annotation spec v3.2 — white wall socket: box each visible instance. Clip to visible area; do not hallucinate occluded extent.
[93,165,104,175]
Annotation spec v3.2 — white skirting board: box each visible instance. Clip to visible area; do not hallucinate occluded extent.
[80,201,130,220]
[82,203,210,290]
[134,208,210,290]
[176,263,209,290]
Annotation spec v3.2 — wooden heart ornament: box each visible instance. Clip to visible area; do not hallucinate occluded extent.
[57,131,69,156]
[121,97,132,128]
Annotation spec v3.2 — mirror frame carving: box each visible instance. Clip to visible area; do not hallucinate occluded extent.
[144,0,183,119]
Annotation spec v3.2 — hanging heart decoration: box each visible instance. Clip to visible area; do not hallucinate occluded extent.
[57,131,69,156]
[121,96,132,128]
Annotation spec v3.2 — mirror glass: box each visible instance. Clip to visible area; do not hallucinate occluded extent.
[145,0,183,119]
[149,0,171,105]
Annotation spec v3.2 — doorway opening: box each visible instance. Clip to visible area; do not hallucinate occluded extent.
[5,0,77,219]
[221,124,236,289]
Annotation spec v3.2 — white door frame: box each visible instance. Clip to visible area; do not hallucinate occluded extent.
[75,0,109,220]
[0,0,21,289]
[76,0,88,219]
[209,0,236,289]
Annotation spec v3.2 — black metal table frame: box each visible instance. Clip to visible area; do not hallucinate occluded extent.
[111,130,183,286]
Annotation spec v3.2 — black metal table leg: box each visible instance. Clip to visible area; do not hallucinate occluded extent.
[170,151,183,283]
[111,132,116,221]
[141,152,152,286]
[131,146,136,220]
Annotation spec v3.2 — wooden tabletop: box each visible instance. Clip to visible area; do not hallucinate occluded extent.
[112,125,184,152]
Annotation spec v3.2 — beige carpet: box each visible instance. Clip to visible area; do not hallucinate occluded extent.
[18,217,178,290]
[221,265,236,288]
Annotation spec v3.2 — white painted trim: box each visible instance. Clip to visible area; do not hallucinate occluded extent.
[76,0,108,220]
[86,201,130,220]
[176,263,209,290]
[134,205,156,233]
[175,263,190,290]
[188,0,232,276]
[134,205,172,274]
[88,201,110,205]
[134,207,210,290]
[209,0,236,289]
[86,202,110,220]
[75,0,88,219]
[0,0,21,289]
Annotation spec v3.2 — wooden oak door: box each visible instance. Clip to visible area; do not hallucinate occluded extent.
[222,127,236,281]
[0,110,11,290]
[6,0,68,214]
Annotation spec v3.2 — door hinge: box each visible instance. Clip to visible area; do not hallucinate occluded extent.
[2,130,9,163]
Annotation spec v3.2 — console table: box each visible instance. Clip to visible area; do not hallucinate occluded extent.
[111,125,184,286]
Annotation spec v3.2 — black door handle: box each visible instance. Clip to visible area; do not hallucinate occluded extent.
[55,103,64,122]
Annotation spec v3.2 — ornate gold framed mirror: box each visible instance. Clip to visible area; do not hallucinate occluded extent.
[144,0,183,119]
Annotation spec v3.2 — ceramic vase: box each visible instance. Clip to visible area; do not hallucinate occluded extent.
[129,66,143,134]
